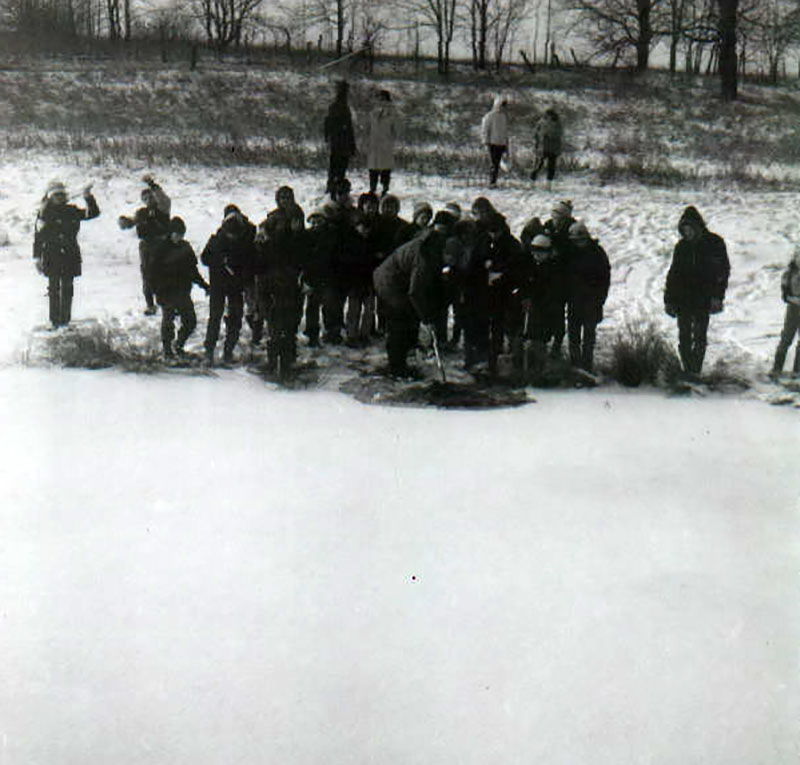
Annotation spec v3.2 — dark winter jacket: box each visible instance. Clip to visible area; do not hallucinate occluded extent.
[201,217,257,290]
[376,215,413,260]
[373,229,446,321]
[344,210,383,290]
[256,205,306,293]
[465,219,525,313]
[302,221,338,290]
[33,195,100,278]
[534,114,563,156]
[781,259,800,303]
[568,238,611,321]
[323,201,361,291]
[324,97,356,157]
[150,239,207,306]
[665,206,730,313]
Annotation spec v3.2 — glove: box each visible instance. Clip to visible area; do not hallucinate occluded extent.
[665,303,678,318]
[118,215,134,230]
[34,256,44,275]
[709,297,724,314]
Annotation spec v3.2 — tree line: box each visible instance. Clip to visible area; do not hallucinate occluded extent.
[2,0,799,98]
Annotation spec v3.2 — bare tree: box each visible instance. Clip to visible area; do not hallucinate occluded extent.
[192,0,264,51]
[741,0,800,82]
[491,0,531,67]
[397,0,460,74]
[308,0,350,56]
[565,0,665,71]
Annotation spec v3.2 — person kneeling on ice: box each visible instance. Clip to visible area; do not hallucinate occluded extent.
[770,247,800,379]
[150,217,209,360]
[373,213,451,378]
[664,206,730,379]
[201,204,256,365]
[566,221,610,373]
[33,179,100,329]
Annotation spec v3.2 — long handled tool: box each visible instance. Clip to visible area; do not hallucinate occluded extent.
[428,325,447,384]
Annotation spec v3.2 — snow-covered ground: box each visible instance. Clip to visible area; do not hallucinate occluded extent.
[1,153,799,764]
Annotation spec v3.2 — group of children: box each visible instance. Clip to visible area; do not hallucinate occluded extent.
[31,175,800,382]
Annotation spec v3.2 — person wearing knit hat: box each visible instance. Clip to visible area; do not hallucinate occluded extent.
[664,206,730,379]
[33,179,100,329]
[149,217,209,359]
[199,204,257,365]
[413,201,432,226]
[444,202,462,221]
[463,198,522,374]
[540,199,577,359]
[255,187,307,376]
[565,220,610,373]
[119,175,172,315]
[302,208,337,348]
[343,192,382,346]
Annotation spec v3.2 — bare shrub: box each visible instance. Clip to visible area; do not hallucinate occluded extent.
[606,318,682,388]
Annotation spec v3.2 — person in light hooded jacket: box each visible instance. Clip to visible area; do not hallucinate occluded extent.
[480,95,510,188]
[366,89,399,197]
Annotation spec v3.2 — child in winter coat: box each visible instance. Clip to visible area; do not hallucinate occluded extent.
[566,221,610,373]
[770,247,800,378]
[200,204,256,364]
[256,186,306,376]
[118,175,171,315]
[480,95,510,188]
[33,180,100,328]
[150,217,209,359]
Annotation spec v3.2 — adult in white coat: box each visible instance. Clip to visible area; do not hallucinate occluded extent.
[367,90,399,197]
[480,95,509,188]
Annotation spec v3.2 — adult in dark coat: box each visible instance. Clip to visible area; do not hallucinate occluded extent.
[442,219,478,348]
[200,204,256,364]
[256,186,306,376]
[373,225,448,377]
[664,206,730,377]
[324,80,357,196]
[118,176,171,315]
[150,217,209,358]
[33,180,100,328]
[770,249,800,377]
[566,221,610,372]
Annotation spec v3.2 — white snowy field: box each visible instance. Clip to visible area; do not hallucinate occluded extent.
[1,154,799,764]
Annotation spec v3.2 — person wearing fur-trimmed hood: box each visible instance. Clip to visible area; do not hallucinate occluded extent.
[664,205,730,378]
[33,180,100,328]
[480,95,510,188]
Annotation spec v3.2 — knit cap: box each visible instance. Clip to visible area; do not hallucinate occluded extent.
[413,201,433,219]
[46,180,67,198]
[444,202,462,220]
[568,220,590,241]
[531,234,552,250]
[551,199,573,219]
[433,210,457,231]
